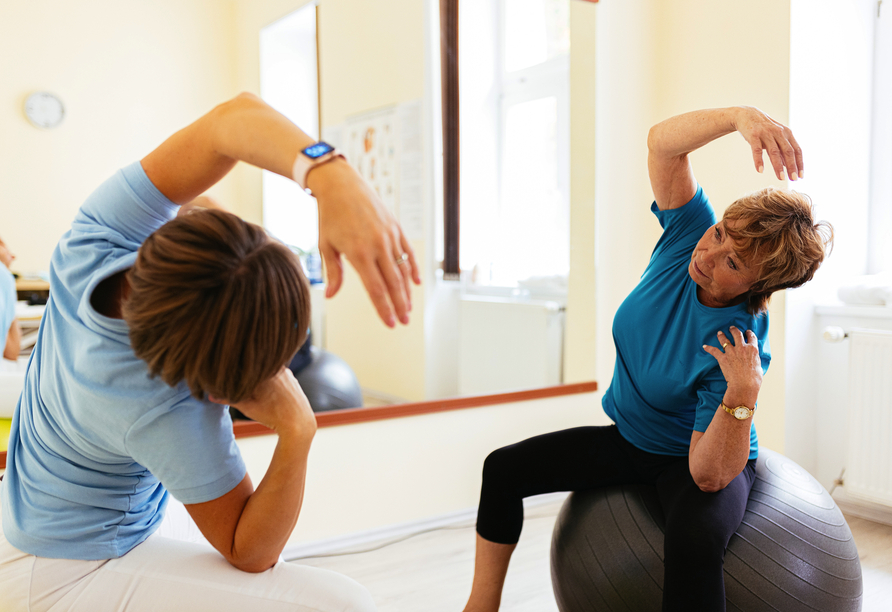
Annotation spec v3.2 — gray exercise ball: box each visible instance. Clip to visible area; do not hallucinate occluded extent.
[294,346,363,413]
[550,448,862,612]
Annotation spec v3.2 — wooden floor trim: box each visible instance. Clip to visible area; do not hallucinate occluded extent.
[0,382,600,461]
[232,381,598,440]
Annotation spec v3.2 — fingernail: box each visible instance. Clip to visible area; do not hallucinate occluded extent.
[791,171,798,181]
[758,165,763,173]
[387,316,396,327]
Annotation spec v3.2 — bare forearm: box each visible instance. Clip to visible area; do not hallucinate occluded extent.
[211,93,315,179]
[142,92,315,205]
[689,384,758,492]
[230,429,314,572]
[3,319,20,360]
[647,107,740,160]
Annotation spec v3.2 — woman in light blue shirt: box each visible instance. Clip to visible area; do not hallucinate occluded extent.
[0,93,420,612]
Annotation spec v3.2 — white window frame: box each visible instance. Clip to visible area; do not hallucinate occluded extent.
[459,0,570,292]
[868,0,892,273]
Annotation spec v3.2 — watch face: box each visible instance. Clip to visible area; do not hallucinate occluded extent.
[303,142,335,159]
[734,407,750,419]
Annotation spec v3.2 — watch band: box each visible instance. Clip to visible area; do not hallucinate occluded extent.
[292,142,345,193]
[721,402,754,420]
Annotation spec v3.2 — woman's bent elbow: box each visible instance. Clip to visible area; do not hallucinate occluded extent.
[693,474,731,493]
[226,551,279,574]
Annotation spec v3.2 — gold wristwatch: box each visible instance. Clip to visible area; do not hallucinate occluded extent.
[721,402,754,420]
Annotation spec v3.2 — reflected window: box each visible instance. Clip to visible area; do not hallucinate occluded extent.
[459,0,570,289]
[260,3,319,255]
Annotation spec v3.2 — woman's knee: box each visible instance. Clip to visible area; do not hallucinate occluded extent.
[482,446,515,483]
[289,566,377,612]
[330,575,376,612]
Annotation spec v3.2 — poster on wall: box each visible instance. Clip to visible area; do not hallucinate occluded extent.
[338,101,425,241]
[345,107,398,214]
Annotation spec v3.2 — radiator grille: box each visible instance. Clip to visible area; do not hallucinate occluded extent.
[846,329,892,506]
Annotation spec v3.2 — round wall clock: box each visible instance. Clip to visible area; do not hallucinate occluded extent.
[24,92,65,129]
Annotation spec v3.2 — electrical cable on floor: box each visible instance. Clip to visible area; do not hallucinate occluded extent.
[288,512,560,561]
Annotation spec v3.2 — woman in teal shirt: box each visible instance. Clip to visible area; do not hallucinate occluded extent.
[463,106,834,612]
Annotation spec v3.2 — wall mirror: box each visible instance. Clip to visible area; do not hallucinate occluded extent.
[0,0,597,418]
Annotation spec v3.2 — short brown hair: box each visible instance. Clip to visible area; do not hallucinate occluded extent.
[723,187,833,315]
[124,209,310,403]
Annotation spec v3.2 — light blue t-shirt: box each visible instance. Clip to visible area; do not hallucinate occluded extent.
[602,187,770,459]
[0,267,15,352]
[1,162,246,560]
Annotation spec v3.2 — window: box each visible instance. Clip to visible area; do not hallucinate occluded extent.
[869,0,892,273]
[458,0,570,289]
[260,3,319,255]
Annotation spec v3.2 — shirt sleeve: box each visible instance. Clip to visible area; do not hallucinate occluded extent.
[125,396,247,505]
[648,185,717,269]
[71,162,179,252]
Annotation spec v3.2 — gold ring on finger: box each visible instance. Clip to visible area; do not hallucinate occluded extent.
[722,342,729,350]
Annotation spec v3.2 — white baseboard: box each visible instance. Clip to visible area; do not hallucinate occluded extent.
[833,488,892,528]
[284,491,569,561]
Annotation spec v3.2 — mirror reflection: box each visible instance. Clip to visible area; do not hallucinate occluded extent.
[1,0,588,414]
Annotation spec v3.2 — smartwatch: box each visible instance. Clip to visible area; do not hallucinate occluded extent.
[292,141,345,193]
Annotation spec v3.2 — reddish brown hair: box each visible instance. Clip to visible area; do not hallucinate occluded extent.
[723,187,833,315]
[124,209,309,403]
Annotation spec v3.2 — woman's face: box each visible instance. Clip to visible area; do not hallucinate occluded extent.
[688,219,759,308]
[0,238,14,269]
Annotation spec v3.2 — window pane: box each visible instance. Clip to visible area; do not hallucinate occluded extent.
[260,4,319,253]
[504,0,570,73]
[485,96,568,286]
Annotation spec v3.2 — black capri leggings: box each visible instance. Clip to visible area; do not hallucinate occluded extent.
[476,425,756,612]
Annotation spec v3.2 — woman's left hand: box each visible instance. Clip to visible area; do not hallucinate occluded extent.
[703,326,763,401]
[731,106,803,181]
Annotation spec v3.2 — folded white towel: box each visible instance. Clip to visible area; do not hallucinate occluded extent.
[837,272,892,306]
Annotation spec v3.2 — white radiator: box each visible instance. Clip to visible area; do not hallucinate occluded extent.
[844,329,892,507]
[458,296,564,396]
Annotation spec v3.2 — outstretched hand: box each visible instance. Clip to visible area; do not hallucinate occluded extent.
[733,106,803,182]
[307,159,421,328]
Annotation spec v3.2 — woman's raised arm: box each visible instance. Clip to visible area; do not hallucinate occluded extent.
[647,107,803,211]
[141,92,420,328]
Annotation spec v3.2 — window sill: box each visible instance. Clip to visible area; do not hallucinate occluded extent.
[815,303,892,319]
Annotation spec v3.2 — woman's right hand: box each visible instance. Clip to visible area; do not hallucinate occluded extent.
[731,106,804,182]
[229,368,317,439]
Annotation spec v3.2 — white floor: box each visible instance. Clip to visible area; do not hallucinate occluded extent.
[292,499,892,612]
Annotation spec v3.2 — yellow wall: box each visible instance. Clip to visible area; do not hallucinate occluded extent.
[0,0,239,274]
[563,1,598,384]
